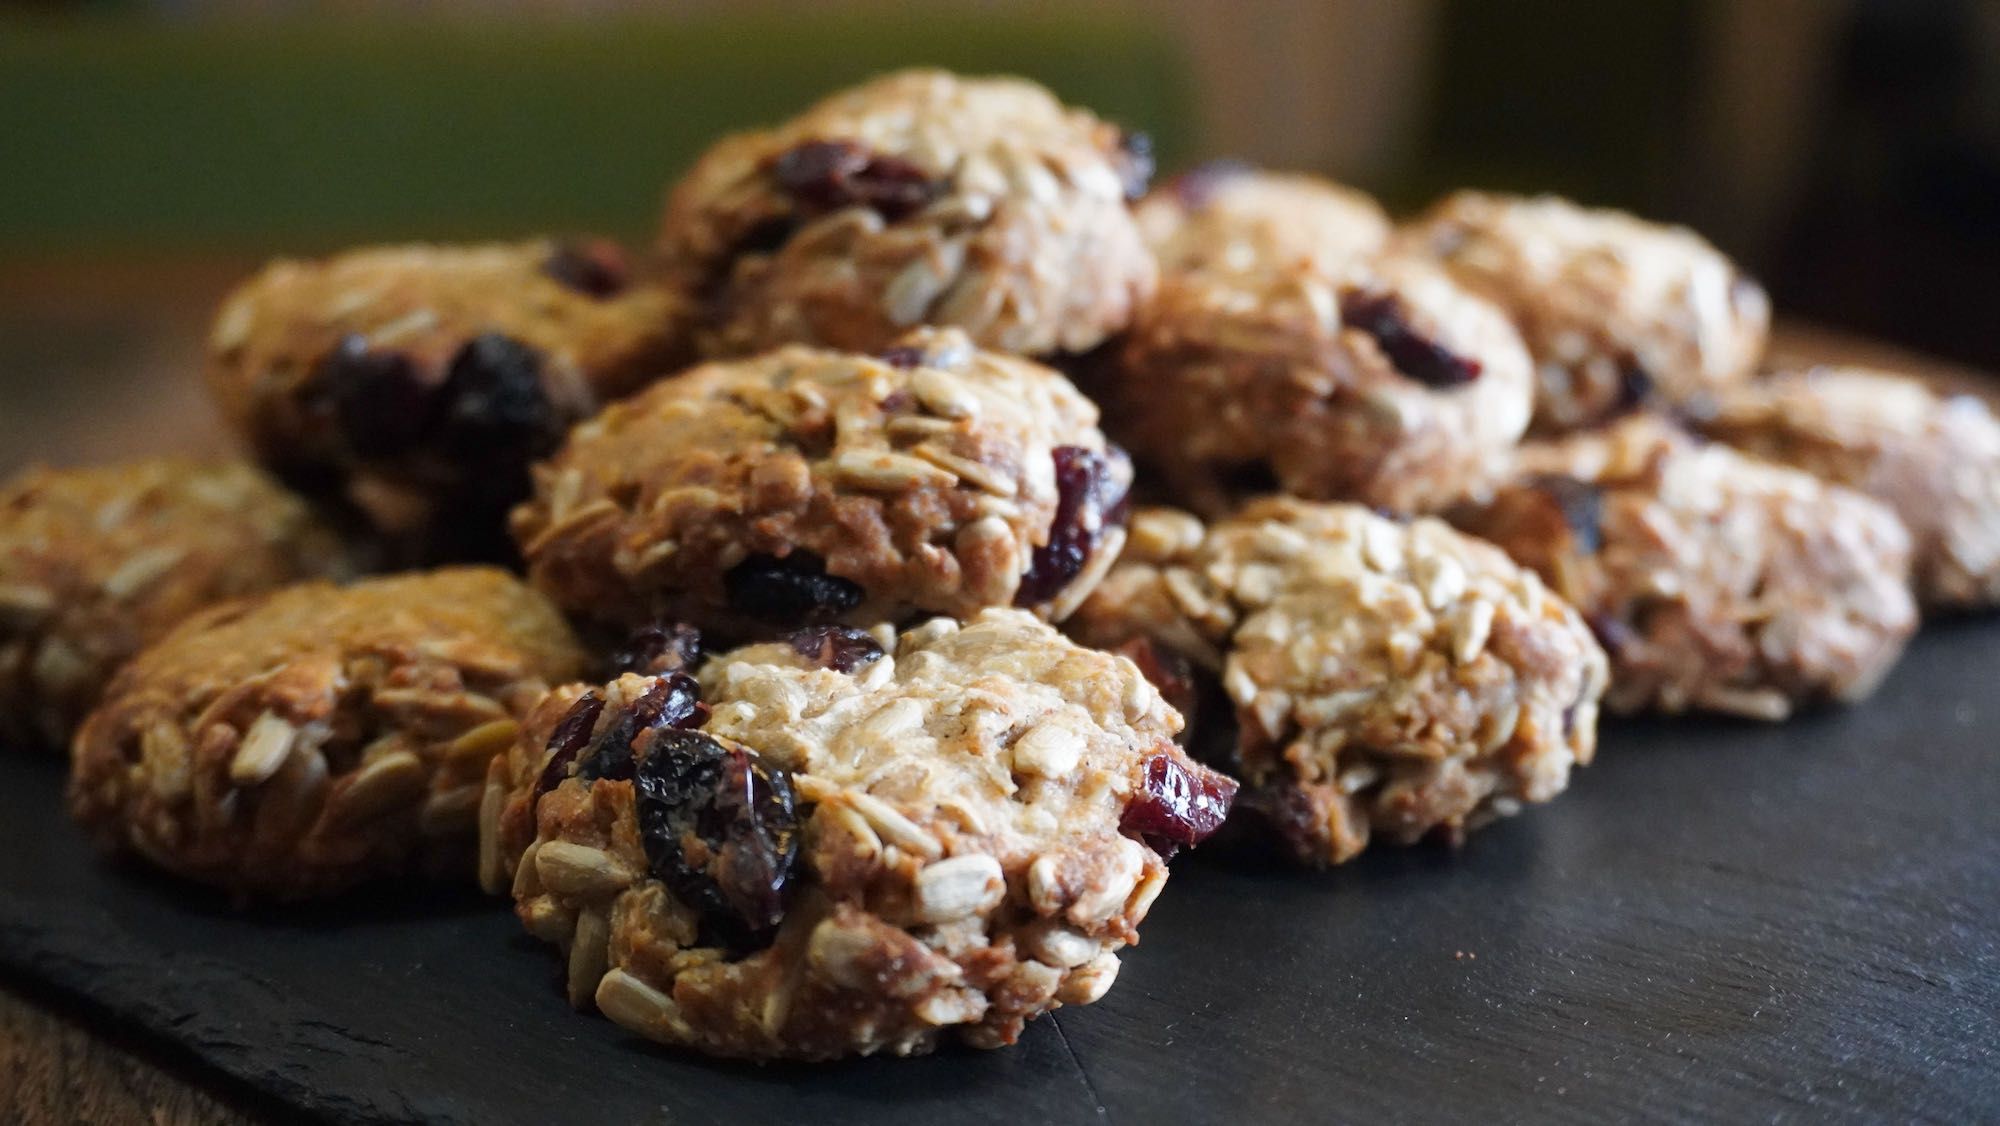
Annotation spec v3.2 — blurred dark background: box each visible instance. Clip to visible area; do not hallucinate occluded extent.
[1,0,1996,463]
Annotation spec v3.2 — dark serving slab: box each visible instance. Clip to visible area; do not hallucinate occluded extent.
[1,619,1995,1124]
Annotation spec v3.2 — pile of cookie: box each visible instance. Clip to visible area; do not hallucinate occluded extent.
[3,69,1995,1062]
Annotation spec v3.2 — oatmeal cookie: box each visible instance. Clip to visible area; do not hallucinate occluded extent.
[1070,502,1606,865]
[1690,367,2000,610]
[1402,191,1770,433]
[0,460,343,749]
[1107,221,1534,515]
[206,239,689,555]
[658,69,1156,358]
[483,609,1232,1060]
[1137,163,1390,275]
[1448,416,1916,719]
[69,568,585,900]
[513,328,1132,638]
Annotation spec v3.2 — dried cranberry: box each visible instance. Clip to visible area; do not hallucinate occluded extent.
[542,239,630,299]
[785,625,885,673]
[877,345,927,369]
[614,621,704,677]
[316,334,432,458]
[1526,474,1604,554]
[1614,361,1655,414]
[1585,611,1636,657]
[575,673,708,783]
[1120,753,1239,858]
[635,729,799,951]
[1015,445,1133,608]
[1339,290,1483,389]
[1114,130,1155,201]
[771,140,941,222]
[1113,637,1198,724]
[434,334,562,462]
[724,552,865,625]
[1169,159,1252,211]
[534,692,605,801]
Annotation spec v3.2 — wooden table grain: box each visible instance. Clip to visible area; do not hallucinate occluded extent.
[0,255,1991,1125]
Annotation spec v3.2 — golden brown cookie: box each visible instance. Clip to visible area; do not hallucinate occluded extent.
[0,460,343,748]
[69,568,586,900]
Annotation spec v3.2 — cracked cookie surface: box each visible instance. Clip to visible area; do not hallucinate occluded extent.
[483,609,1232,1060]
[1449,416,1917,719]
[1071,501,1605,865]
[69,567,585,900]
[0,460,343,749]
[658,69,1156,358]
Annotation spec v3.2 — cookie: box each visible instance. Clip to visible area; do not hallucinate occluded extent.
[483,609,1233,1060]
[1448,416,1916,719]
[513,328,1132,639]
[1070,502,1607,866]
[69,568,585,900]
[1402,191,1770,433]
[658,69,1156,358]
[1108,185,1534,514]
[206,239,688,556]
[0,460,343,748]
[1138,163,1390,275]
[1690,367,2000,610]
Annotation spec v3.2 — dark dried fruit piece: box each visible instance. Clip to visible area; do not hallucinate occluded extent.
[785,625,884,673]
[575,673,707,783]
[1585,611,1637,657]
[534,692,605,801]
[542,239,631,299]
[1339,290,1483,389]
[1114,130,1155,202]
[1169,159,1252,211]
[1526,474,1605,554]
[877,345,927,369]
[434,334,562,462]
[1120,752,1239,858]
[1015,445,1133,608]
[725,552,865,625]
[771,140,941,222]
[1613,361,1655,415]
[316,334,432,458]
[1112,637,1198,726]
[614,621,704,677]
[635,729,799,951]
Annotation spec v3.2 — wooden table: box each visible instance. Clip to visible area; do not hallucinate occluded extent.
[1,256,1993,1125]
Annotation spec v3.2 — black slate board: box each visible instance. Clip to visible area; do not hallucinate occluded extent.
[3,621,1997,1125]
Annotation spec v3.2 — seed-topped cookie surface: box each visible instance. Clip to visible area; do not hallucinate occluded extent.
[485,609,1232,1060]
[0,460,344,748]
[513,328,1132,638]
[69,567,586,899]
[658,69,1157,358]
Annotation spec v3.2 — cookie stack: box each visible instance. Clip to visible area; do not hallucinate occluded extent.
[3,68,1993,1063]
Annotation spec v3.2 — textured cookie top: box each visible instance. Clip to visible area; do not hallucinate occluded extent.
[70,567,586,898]
[1137,166,1391,275]
[206,239,688,541]
[1480,415,1916,718]
[1402,191,1770,431]
[658,69,1156,357]
[491,609,1231,1058]
[0,460,342,746]
[514,328,1131,635]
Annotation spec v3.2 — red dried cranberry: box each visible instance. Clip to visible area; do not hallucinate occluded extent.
[614,621,704,677]
[434,334,561,461]
[635,729,798,951]
[771,140,940,222]
[1114,130,1155,201]
[1015,445,1133,608]
[1120,753,1239,858]
[316,334,433,458]
[576,673,707,783]
[1339,290,1483,389]
[1526,474,1605,554]
[1168,159,1252,211]
[542,239,630,299]
[1585,611,1636,657]
[785,625,884,673]
[1113,637,1198,724]
[534,692,606,801]
[724,552,865,625]
[878,345,927,369]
